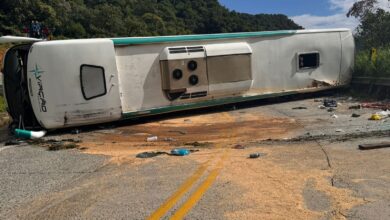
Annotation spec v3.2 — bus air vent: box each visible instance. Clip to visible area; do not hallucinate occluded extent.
[168,46,205,54]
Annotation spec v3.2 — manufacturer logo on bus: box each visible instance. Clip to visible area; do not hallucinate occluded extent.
[29,64,47,112]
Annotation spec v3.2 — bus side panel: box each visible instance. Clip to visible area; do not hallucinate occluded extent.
[27,39,122,129]
[249,32,342,93]
[339,31,355,84]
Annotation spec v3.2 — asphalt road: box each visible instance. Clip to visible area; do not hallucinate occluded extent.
[0,95,389,220]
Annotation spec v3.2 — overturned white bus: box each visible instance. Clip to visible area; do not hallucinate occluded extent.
[1,29,354,130]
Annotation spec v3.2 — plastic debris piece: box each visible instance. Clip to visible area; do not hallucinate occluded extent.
[171,148,190,156]
[377,110,390,117]
[146,136,158,142]
[331,114,339,119]
[370,114,382,121]
[336,129,344,133]
[324,99,338,108]
[318,105,326,109]
[249,153,266,159]
[136,152,167,158]
[351,113,361,118]
[15,129,47,139]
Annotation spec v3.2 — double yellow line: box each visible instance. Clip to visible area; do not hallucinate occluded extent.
[148,112,234,219]
[147,151,229,220]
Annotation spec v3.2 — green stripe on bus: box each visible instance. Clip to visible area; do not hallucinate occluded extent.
[112,30,296,45]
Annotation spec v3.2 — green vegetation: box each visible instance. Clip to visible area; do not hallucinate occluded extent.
[0,44,10,68]
[354,48,390,77]
[0,96,6,112]
[0,0,302,39]
[348,0,390,78]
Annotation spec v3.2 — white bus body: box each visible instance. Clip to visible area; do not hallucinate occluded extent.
[1,29,355,130]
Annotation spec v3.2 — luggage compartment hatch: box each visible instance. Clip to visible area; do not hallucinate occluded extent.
[205,43,253,95]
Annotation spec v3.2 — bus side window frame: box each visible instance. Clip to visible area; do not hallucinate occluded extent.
[80,64,107,100]
[297,51,320,71]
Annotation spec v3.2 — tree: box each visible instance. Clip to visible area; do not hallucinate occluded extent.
[0,0,302,38]
[347,0,379,18]
[348,0,390,48]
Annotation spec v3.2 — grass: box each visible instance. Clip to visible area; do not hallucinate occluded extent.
[0,96,6,112]
[0,44,11,113]
[354,47,390,77]
[0,44,10,69]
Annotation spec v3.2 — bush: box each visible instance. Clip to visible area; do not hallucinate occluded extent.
[354,47,390,77]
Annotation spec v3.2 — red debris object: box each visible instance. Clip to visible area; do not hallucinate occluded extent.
[361,102,390,110]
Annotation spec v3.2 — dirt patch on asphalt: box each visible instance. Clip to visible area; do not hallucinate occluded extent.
[220,147,363,220]
[80,111,300,163]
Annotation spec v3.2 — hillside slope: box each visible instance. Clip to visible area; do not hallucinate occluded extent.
[0,0,302,38]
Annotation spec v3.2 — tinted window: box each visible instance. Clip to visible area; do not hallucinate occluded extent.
[298,52,320,69]
[80,65,107,100]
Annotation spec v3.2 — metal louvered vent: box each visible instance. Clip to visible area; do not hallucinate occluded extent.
[187,46,205,53]
[168,46,205,54]
[180,91,208,100]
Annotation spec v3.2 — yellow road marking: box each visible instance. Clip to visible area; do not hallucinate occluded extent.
[148,112,234,219]
[147,159,212,220]
[170,151,229,220]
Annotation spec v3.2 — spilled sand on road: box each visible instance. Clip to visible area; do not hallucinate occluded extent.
[216,146,364,220]
[80,111,300,164]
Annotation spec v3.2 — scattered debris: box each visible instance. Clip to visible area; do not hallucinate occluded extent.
[324,99,338,108]
[136,152,167,158]
[292,107,308,110]
[4,139,21,146]
[249,153,266,159]
[327,108,335,112]
[336,129,344,133]
[377,110,390,118]
[61,138,82,143]
[361,102,390,110]
[168,130,187,135]
[351,113,361,118]
[163,137,176,142]
[349,105,362,110]
[370,114,382,121]
[14,129,47,139]
[146,136,158,142]
[184,141,212,148]
[232,144,246,149]
[359,142,390,150]
[256,130,389,144]
[48,142,78,151]
[318,105,326,109]
[171,148,191,156]
[331,114,339,119]
[71,129,81,134]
